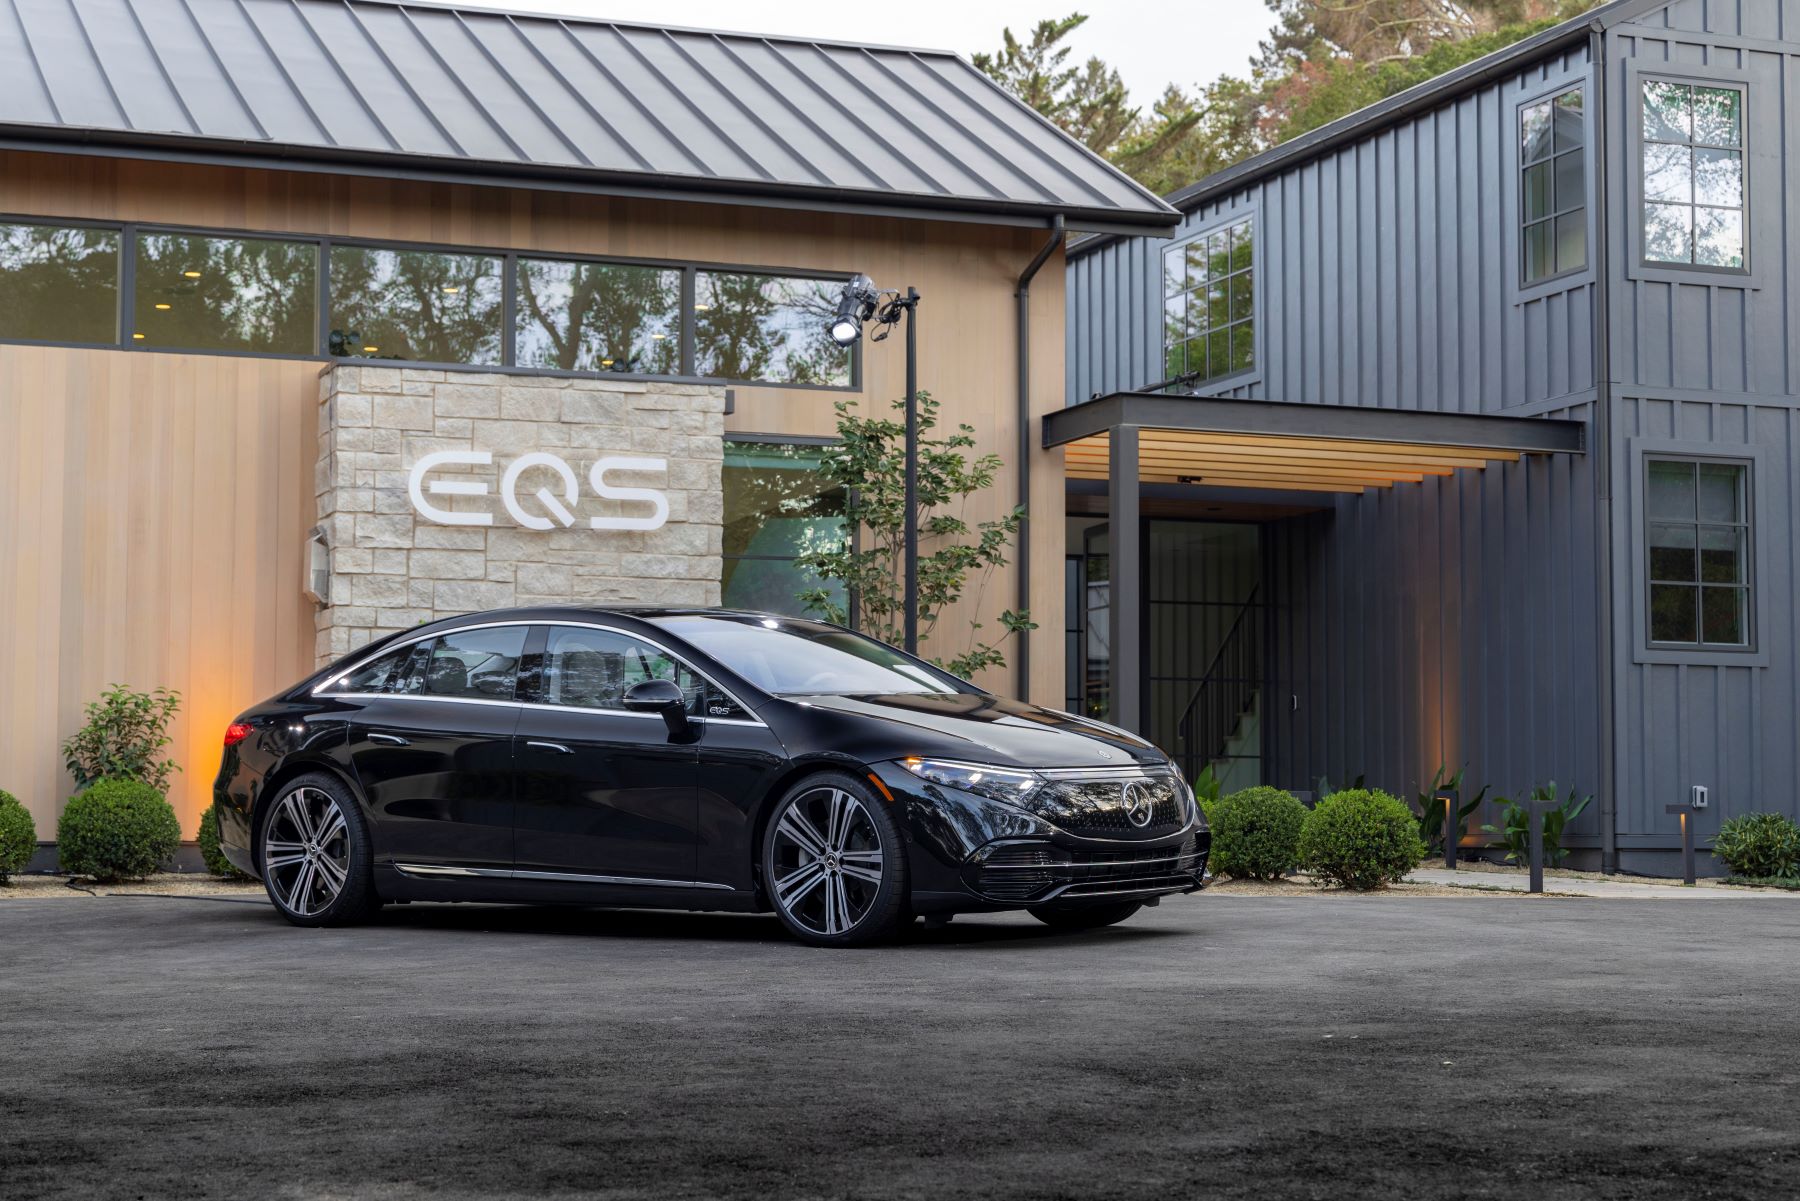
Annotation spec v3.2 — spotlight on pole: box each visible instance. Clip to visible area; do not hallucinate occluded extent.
[829,274,878,346]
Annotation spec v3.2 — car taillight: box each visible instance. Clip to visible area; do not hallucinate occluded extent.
[223,722,254,747]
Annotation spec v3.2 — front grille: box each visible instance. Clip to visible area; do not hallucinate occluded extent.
[970,835,1208,904]
[1040,773,1187,837]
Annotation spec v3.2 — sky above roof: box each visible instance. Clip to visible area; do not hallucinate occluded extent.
[454,0,1273,102]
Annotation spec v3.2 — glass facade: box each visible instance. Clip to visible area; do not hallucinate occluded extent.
[721,440,846,618]
[134,232,317,354]
[1521,87,1586,284]
[514,258,680,374]
[694,272,851,387]
[0,222,119,344]
[1642,80,1745,268]
[1647,458,1751,648]
[327,246,504,365]
[1162,217,1253,385]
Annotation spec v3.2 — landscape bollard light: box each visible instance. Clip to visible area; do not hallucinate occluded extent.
[1529,803,1544,894]
[1438,790,1459,870]
[1664,804,1698,886]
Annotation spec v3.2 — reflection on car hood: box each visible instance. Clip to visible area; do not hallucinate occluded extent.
[785,692,1165,769]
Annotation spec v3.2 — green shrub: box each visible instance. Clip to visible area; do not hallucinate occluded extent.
[0,790,36,883]
[1482,781,1591,867]
[1412,765,1487,855]
[57,779,181,882]
[196,802,248,879]
[1210,786,1307,881]
[61,684,182,792]
[1712,813,1800,880]
[1298,788,1426,891]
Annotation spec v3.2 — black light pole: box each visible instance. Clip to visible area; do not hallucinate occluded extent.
[829,278,922,654]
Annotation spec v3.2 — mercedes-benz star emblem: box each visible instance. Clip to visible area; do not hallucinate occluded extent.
[1122,781,1155,828]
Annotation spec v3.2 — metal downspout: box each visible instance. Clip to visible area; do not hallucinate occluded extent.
[1590,22,1620,874]
[1015,215,1066,702]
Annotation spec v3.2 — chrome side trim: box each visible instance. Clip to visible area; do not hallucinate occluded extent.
[392,863,734,891]
[1039,765,1177,780]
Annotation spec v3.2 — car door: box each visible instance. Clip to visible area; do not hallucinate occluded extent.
[340,625,526,872]
[512,623,701,885]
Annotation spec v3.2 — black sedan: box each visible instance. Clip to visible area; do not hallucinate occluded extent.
[214,608,1209,946]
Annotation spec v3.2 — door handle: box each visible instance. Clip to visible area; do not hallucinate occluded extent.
[527,740,573,755]
[368,733,409,746]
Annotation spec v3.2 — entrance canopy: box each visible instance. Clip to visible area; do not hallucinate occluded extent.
[1044,391,1587,734]
[1045,392,1586,495]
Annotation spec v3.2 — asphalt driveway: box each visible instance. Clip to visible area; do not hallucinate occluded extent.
[3,892,1796,1200]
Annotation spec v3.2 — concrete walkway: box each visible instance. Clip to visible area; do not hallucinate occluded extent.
[1407,867,1795,898]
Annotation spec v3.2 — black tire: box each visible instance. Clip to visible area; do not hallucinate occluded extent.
[762,772,909,948]
[1027,901,1144,931]
[257,772,381,928]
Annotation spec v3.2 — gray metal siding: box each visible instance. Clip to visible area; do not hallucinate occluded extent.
[0,0,1175,228]
[1263,403,1603,835]
[1068,44,1598,414]
[1605,4,1800,847]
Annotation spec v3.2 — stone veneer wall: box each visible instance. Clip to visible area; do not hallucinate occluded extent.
[314,364,725,666]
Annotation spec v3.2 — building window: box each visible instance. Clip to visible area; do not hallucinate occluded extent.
[327,245,504,365]
[721,440,846,618]
[514,258,681,374]
[1642,80,1745,268]
[694,271,852,387]
[1646,458,1751,648]
[1162,217,1253,384]
[133,232,317,354]
[0,221,119,344]
[1521,87,1586,284]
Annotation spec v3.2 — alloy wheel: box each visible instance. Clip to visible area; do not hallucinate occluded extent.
[263,786,352,917]
[770,787,886,937]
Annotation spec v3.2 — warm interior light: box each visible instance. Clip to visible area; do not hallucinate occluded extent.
[362,345,380,354]
[183,270,202,278]
[601,358,615,367]
[132,332,145,340]
[223,721,253,747]
[651,332,667,339]
[154,302,172,310]
[693,303,711,312]
[442,285,462,294]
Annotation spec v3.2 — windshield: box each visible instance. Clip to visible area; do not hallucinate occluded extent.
[650,615,967,696]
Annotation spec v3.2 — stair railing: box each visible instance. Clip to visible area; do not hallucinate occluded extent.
[1174,587,1262,784]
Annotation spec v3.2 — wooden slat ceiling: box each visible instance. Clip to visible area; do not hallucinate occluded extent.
[1063,431,1523,494]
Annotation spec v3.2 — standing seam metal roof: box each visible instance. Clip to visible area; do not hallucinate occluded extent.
[0,0,1178,231]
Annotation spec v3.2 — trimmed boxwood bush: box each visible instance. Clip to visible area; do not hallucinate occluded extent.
[57,779,181,883]
[1712,813,1800,880]
[0,789,36,883]
[197,802,249,879]
[1298,788,1426,891]
[1210,786,1307,881]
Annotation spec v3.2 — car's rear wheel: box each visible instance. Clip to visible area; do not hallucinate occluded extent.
[258,773,380,928]
[1028,900,1144,931]
[763,773,908,948]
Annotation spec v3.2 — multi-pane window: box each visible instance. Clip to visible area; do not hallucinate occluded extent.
[1646,459,1751,648]
[0,221,119,344]
[514,258,680,374]
[134,232,317,354]
[1642,80,1746,268]
[327,246,505,365]
[721,440,847,618]
[693,271,851,387]
[1521,88,1586,284]
[1162,217,1253,385]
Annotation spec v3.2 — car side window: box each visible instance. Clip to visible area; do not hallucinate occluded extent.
[702,685,751,721]
[542,626,705,715]
[332,644,414,694]
[420,627,527,700]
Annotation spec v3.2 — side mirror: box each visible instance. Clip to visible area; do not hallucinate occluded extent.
[623,678,691,737]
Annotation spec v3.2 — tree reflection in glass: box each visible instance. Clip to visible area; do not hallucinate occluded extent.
[135,233,316,354]
[514,259,680,373]
[693,272,851,386]
[328,246,503,364]
[0,223,119,344]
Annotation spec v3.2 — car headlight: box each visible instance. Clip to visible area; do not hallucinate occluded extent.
[900,757,1044,806]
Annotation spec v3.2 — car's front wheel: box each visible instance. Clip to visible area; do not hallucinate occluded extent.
[258,773,380,928]
[763,773,908,948]
[1028,901,1143,931]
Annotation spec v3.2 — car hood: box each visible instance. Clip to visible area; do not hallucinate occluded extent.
[776,692,1167,770]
